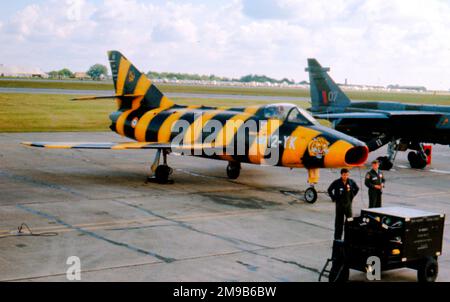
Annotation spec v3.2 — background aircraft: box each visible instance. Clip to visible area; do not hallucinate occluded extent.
[306,59,450,171]
[23,51,369,203]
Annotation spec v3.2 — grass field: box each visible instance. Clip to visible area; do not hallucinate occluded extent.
[0,93,311,132]
[0,88,449,132]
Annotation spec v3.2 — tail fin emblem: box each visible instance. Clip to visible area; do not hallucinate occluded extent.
[128,71,136,83]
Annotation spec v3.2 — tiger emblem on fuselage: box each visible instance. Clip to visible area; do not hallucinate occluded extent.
[308,137,330,159]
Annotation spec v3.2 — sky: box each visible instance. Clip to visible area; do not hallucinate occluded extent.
[0,0,449,90]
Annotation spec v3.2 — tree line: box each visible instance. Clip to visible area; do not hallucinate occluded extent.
[48,64,108,80]
[147,71,301,84]
[49,65,303,84]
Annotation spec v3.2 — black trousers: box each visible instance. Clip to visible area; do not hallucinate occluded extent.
[334,202,352,240]
[368,190,382,208]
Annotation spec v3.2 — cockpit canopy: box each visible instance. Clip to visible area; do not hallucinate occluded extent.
[262,103,318,126]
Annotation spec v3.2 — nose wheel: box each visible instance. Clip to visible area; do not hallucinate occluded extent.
[304,186,318,204]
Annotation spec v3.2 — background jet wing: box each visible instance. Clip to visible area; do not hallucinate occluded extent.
[314,111,445,120]
[381,110,445,116]
[313,112,389,119]
[22,141,219,153]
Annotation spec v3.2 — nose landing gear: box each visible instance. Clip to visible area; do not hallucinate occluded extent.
[305,168,319,204]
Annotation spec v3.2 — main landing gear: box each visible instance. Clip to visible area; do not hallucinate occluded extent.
[376,139,397,171]
[408,148,428,169]
[375,140,428,171]
[226,161,241,180]
[148,149,173,184]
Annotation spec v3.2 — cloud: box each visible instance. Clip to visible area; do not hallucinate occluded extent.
[0,0,449,89]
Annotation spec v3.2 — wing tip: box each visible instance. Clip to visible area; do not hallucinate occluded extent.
[21,142,46,148]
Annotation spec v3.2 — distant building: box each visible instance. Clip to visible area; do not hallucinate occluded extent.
[0,64,48,78]
[74,72,90,80]
[387,84,427,92]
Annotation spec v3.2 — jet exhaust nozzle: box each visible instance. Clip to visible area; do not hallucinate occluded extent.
[345,146,369,166]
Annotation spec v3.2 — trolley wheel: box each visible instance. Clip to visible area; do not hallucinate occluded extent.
[304,187,318,204]
[417,257,438,282]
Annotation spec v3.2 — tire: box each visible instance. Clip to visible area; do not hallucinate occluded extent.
[408,152,427,169]
[329,264,349,282]
[377,156,393,171]
[226,163,241,180]
[304,187,318,204]
[155,165,172,184]
[417,257,438,282]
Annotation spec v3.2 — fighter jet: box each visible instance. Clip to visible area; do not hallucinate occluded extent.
[22,51,369,203]
[306,59,450,171]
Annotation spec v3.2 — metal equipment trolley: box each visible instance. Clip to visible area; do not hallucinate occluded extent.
[320,207,445,282]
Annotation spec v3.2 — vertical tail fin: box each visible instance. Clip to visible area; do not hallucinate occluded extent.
[107,50,174,109]
[306,59,351,112]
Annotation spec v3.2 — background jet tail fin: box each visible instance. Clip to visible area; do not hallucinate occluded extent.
[306,58,351,112]
[107,50,174,109]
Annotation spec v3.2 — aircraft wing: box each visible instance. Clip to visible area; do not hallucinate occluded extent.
[22,141,220,152]
[381,110,444,116]
[313,112,389,119]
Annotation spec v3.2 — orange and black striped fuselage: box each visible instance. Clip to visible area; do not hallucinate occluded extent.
[110,102,368,169]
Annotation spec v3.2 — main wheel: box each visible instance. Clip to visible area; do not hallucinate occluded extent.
[408,152,427,169]
[329,264,349,282]
[417,257,438,282]
[155,165,172,184]
[304,187,318,204]
[226,162,241,180]
[377,156,393,171]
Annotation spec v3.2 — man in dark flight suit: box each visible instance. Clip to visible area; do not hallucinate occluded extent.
[328,169,359,240]
[365,160,386,208]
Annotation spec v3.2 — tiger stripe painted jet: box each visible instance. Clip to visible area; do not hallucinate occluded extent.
[23,51,369,203]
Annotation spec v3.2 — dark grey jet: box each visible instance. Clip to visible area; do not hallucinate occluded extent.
[306,59,450,170]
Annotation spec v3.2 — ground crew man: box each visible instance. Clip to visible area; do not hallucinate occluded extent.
[328,168,359,240]
[365,160,385,208]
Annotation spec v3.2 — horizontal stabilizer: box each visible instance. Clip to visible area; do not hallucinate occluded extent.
[71,94,144,101]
